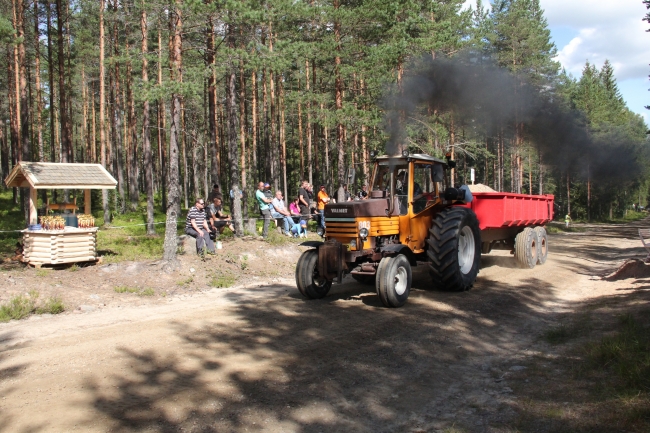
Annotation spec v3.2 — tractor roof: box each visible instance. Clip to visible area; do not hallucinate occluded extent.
[375,153,447,165]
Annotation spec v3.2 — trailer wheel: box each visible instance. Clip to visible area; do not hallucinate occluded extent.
[427,207,482,292]
[295,250,332,299]
[515,227,538,269]
[351,274,375,285]
[375,255,411,308]
[534,227,548,265]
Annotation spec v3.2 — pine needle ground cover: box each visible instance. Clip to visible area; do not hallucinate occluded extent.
[512,294,650,432]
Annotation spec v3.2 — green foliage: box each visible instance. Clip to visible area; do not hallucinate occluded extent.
[114,286,155,296]
[210,274,236,288]
[0,294,36,322]
[0,292,64,322]
[35,296,65,315]
[114,286,140,294]
[585,312,650,392]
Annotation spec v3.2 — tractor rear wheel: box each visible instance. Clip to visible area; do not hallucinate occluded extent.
[534,226,548,265]
[427,207,482,292]
[376,254,412,308]
[295,250,332,299]
[515,227,538,269]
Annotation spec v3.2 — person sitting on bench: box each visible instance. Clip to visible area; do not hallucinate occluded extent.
[185,198,215,255]
[207,196,234,237]
[271,190,294,236]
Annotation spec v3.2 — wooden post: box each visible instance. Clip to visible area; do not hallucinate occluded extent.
[29,187,37,225]
[84,189,91,214]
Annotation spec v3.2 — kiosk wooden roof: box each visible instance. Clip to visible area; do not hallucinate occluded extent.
[4,162,117,225]
[4,162,117,190]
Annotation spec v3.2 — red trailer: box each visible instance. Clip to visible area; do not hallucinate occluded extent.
[459,192,555,268]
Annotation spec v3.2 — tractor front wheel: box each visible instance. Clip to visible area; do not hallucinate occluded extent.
[295,250,332,299]
[376,255,412,308]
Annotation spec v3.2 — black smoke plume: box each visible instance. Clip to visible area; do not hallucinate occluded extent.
[382,55,643,182]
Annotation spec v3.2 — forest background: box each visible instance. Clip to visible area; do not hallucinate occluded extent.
[0,0,648,243]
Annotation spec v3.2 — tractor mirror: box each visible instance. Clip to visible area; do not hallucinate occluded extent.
[433,165,444,183]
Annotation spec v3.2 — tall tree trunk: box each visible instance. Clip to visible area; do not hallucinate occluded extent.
[251,69,258,181]
[8,48,19,204]
[141,1,154,234]
[239,60,248,218]
[163,1,182,269]
[33,0,43,162]
[306,59,312,185]
[47,0,57,163]
[262,67,269,181]
[158,22,167,212]
[14,0,29,162]
[126,26,139,212]
[279,76,287,200]
[0,120,8,180]
[227,23,243,236]
[566,172,571,217]
[206,13,219,189]
[334,0,344,187]
[298,78,304,180]
[56,0,70,163]
[181,102,189,208]
[99,0,110,223]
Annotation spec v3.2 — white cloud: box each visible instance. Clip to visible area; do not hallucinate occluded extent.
[541,0,650,117]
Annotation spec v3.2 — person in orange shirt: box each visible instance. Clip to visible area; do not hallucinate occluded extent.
[317,185,330,229]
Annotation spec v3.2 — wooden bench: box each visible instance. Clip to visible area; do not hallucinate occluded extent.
[46,197,78,214]
[639,229,650,262]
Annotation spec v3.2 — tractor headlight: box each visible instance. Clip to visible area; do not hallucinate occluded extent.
[349,239,357,249]
[359,228,369,239]
[316,226,325,237]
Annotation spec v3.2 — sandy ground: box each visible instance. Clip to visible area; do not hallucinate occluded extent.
[0,219,649,433]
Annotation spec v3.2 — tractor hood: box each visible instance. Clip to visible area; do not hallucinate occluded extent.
[324,198,399,218]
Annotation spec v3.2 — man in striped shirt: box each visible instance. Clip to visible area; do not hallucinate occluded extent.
[185,198,215,255]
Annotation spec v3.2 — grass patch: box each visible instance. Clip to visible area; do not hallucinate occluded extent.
[114,286,140,294]
[35,269,49,277]
[0,294,36,322]
[177,276,194,286]
[114,286,155,296]
[585,312,650,392]
[35,296,65,314]
[210,274,236,288]
[68,264,80,272]
[140,287,155,296]
[0,291,65,322]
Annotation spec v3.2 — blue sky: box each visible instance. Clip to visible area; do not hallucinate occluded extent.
[465,0,650,124]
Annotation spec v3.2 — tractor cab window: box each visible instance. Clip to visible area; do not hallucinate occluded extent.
[412,163,436,214]
[371,162,408,193]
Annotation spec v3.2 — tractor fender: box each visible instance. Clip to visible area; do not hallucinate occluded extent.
[300,241,324,248]
[380,244,417,265]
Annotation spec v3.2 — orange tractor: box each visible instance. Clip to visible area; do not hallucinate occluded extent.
[295,151,554,307]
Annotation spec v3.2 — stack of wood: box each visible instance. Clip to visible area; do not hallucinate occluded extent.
[22,228,98,266]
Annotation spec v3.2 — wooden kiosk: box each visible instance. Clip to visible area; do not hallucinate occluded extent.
[4,162,117,267]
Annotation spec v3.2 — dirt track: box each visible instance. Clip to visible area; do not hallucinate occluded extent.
[1,219,649,432]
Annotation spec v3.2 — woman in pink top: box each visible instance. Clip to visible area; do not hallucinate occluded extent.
[289,197,301,216]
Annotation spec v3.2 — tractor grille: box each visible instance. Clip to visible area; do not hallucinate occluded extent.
[326,218,357,237]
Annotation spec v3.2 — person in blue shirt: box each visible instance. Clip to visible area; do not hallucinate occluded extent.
[290,220,308,238]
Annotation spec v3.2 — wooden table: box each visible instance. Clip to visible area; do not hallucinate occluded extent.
[22,227,98,267]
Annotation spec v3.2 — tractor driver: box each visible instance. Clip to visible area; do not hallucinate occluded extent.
[396,170,422,197]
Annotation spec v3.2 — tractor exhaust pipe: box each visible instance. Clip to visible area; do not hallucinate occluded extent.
[387,171,395,216]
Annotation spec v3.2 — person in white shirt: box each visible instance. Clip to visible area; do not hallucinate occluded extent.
[270,191,294,236]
